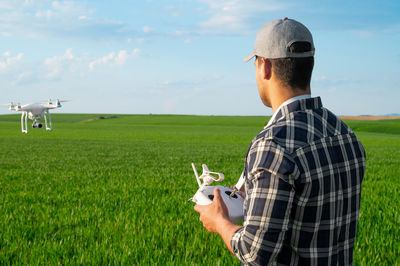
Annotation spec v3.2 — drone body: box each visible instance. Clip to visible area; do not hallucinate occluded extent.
[5,99,66,133]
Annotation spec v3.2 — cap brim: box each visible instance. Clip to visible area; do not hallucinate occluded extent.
[243,51,256,62]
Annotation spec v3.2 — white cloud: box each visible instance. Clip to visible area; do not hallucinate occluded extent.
[33,1,94,24]
[132,48,140,56]
[197,0,289,34]
[115,50,128,65]
[142,26,152,33]
[0,52,23,72]
[12,71,32,85]
[88,48,141,71]
[23,0,35,7]
[89,52,115,70]
[44,48,74,78]
[0,47,142,84]
[0,1,134,41]
[0,0,44,10]
[35,9,55,19]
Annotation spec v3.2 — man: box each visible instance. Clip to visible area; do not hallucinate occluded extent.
[194,18,366,265]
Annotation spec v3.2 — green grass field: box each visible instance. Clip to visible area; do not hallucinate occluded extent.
[0,114,399,265]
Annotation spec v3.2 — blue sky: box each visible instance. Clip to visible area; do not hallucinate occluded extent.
[1,0,399,116]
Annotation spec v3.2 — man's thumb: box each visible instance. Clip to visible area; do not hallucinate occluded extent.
[213,188,228,216]
[214,187,221,200]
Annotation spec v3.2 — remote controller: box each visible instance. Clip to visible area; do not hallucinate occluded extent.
[190,163,244,224]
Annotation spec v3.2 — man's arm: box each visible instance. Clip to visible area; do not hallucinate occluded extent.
[230,140,298,264]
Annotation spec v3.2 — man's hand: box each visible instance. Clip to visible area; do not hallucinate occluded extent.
[194,188,243,254]
[194,188,229,233]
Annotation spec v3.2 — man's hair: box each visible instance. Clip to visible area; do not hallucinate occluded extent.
[267,42,314,90]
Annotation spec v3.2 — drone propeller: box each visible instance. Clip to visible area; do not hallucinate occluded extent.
[2,102,21,111]
[40,99,53,104]
[41,99,70,102]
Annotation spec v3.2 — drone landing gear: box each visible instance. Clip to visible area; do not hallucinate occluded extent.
[44,110,52,131]
[20,111,53,133]
[21,111,28,133]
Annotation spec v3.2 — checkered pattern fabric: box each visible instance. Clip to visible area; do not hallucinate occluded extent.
[231,97,366,265]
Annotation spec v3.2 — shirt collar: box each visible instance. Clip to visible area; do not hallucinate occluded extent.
[265,94,312,128]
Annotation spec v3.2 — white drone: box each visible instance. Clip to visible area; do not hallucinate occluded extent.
[190,163,246,224]
[4,99,67,133]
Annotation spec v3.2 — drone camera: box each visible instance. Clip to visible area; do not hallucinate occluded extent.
[32,122,43,129]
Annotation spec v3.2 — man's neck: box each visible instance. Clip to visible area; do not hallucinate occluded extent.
[270,86,311,112]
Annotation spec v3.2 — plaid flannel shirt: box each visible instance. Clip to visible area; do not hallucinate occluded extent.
[231,97,366,265]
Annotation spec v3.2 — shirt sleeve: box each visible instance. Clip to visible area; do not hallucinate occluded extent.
[231,139,299,265]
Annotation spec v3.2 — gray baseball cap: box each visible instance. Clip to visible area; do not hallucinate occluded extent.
[244,17,315,62]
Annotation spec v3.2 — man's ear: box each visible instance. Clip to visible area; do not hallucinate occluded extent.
[262,58,272,80]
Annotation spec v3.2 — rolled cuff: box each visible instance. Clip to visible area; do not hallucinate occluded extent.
[231,227,245,261]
